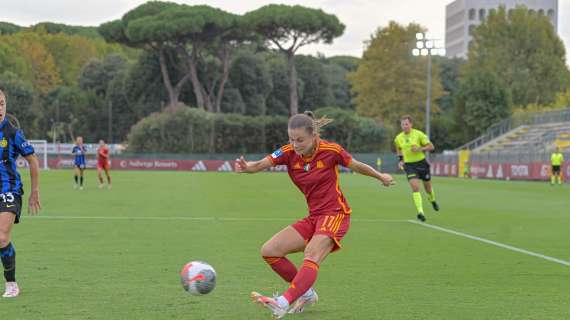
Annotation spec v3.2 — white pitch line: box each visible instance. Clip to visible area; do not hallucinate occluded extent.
[28,215,409,223]
[408,220,570,267]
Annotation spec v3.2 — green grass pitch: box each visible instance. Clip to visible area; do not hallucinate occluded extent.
[1,170,569,319]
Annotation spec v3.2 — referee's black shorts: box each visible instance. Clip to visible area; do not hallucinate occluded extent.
[404,159,431,181]
[552,165,561,174]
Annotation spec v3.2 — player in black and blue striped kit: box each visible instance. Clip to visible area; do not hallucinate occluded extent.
[0,90,41,298]
[72,136,87,190]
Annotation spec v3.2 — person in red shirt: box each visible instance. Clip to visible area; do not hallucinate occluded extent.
[97,140,111,189]
[235,111,394,318]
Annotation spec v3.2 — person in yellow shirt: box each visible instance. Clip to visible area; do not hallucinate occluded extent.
[394,115,438,222]
[550,147,564,185]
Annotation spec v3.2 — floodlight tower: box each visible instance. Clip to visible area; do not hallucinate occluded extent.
[412,33,446,141]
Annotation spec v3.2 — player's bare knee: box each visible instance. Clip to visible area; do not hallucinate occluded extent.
[260,241,280,257]
[303,245,326,263]
[0,231,10,247]
[303,249,323,264]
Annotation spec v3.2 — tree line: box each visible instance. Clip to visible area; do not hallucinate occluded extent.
[1,4,568,153]
[351,7,570,150]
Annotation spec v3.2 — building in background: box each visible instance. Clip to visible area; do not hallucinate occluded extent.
[445,0,558,58]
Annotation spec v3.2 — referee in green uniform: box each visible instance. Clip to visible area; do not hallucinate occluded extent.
[394,115,439,222]
[550,147,564,186]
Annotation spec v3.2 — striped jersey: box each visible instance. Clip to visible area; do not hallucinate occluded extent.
[0,119,35,195]
[267,140,353,216]
[72,145,87,165]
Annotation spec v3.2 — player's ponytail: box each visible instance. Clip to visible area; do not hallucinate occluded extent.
[289,111,334,136]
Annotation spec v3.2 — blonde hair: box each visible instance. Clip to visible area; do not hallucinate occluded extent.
[288,111,333,136]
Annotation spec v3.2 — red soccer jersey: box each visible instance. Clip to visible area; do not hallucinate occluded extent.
[98,146,109,162]
[267,140,353,216]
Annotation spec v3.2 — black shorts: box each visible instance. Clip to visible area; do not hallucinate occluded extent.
[552,165,561,174]
[0,194,22,224]
[75,163,86,170]
[404,159,431,181]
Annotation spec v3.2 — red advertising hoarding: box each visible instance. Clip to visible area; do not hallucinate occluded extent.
[36,157,289,172]
[432,161,570,181]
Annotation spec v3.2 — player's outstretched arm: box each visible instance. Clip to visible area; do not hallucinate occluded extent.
[235,156,273,174]
[348,159,394,187]
[24,154,41,215]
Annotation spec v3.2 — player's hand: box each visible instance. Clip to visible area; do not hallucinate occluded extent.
[234,156,249,173]
[398,161,404,171]
[411,145,421,152]
[28,190,41,215]
[379,173,395,187]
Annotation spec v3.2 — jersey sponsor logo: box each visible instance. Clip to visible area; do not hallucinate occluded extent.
[0,138,7,148]
[293,163,302,170]
[271,149,283,159]
[316,160,325,169]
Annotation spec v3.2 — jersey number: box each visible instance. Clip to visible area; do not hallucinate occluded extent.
[0,192,15,203]
[319,215,336,232]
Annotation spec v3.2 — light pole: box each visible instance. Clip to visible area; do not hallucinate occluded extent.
[108,100,113,143]
[412,33,445,140]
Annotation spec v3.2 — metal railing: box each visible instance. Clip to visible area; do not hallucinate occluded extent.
[435,151,568,165]
[456,107,570,151]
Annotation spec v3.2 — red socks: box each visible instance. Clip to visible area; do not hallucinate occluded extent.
[263,256,298,283]
[283,259,319,303]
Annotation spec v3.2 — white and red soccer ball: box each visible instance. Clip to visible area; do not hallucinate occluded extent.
[180,261,216,296]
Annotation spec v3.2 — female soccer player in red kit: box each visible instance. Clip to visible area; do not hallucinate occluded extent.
[235,111,394,318]
[97,140,111,189]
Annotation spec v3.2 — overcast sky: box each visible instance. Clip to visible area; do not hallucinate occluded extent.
[1,0,569,62]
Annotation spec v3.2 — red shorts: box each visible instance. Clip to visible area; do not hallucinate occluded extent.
[97,160,110,170]
[291,212,351,252]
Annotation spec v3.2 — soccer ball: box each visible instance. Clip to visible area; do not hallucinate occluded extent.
[180,261,216,296]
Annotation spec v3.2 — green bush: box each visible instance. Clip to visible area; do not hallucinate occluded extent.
[127,106,386,153]
[128,106,289,153]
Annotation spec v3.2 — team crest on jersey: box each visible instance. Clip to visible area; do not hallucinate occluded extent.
[271,149,283,159]
[0,138,7,148]
[293,163,302,170]
[303,163,311,172]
